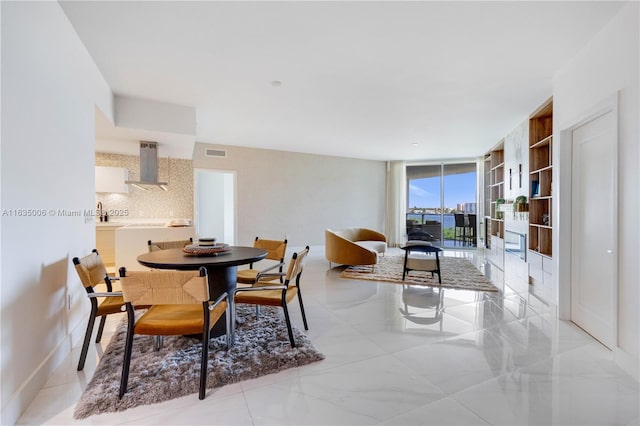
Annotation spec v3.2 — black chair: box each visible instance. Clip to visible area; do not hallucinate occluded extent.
[401,242,443,283]
[407,230,436,242]
[454,213,466,246]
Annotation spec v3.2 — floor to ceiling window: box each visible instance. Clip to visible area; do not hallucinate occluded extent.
[407,162,478,248]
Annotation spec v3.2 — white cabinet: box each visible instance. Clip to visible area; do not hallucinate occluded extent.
[95,166,128,193]
[488,235,504,270]
[95,224,123,267]
[528,250,553,303]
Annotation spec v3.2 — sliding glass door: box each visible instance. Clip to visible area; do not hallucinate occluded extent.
[407,165,443,245]
[407,163,477,248]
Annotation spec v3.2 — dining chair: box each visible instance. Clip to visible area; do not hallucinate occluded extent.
[72,249,128,371]
[237,237,287,284]
[235,246,309,347]
[118,267,230,400]
[147,238,193,252]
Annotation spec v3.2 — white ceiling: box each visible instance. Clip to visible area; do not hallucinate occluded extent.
[61,1,625,161]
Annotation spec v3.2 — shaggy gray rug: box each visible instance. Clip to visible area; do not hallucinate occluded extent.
[340,255,499,292]
[74,305,324,419]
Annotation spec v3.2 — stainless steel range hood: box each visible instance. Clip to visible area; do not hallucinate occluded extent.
[125,141,169,190]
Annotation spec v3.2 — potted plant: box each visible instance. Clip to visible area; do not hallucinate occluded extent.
[495,198,505,219]
[513,195,528,220]
[514,195,528,212]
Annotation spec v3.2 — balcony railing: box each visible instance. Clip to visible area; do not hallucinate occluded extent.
[406,213,477,248]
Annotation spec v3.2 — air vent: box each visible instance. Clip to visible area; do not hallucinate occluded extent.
[205,148,227,158]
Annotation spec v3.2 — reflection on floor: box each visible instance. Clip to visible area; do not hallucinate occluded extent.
[18,248,639,425]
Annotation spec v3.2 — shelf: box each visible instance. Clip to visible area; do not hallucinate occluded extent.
[530,195,552,201]
[530,165,552,175]
[530,135,552,149]
[530,223,552,230]
[530,144,552,171]
[529,115,552,146]
[529,225,552,256]
[490,162,505,171]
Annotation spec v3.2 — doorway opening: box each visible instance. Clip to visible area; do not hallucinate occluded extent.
[194,169,236,245]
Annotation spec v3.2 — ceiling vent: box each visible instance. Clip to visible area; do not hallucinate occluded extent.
[205,148,227,158]
[125,141,169,191]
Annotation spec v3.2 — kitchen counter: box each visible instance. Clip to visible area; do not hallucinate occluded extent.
[95,222,125,228]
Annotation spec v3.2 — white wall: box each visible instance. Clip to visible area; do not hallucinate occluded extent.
[114,95,196,136]
[192,143,386,248]
[1,3,113,424]
[553,1,639,378]
[502,119,531,293]
[502,119,530,236]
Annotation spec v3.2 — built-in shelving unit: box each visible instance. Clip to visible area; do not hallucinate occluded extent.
[488,143,505,240]
[483,154,492,247]
[528,99,553,257]
[483,142,505,270]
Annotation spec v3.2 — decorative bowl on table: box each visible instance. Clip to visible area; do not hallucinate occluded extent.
[198,237,216,246]
[183,240,232,256]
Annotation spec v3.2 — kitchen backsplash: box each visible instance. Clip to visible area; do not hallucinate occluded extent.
[96,152,193,220]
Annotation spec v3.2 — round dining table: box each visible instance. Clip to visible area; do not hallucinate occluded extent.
[136,246,267,337]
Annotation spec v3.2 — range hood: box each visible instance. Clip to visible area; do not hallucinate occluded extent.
[125,141,169,191]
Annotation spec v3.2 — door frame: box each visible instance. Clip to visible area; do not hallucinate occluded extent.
[557,93,619,348]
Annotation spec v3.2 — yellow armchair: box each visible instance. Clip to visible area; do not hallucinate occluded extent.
[325,228,387,267]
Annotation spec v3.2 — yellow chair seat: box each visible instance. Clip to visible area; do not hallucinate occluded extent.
[237,269,260,284]
[235,287,297,307]
[134,302,227,336]
[96,295,126,317]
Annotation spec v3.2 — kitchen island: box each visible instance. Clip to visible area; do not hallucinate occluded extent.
[115,224,195,271]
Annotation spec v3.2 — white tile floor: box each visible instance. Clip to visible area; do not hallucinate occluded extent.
[17,248,640,425]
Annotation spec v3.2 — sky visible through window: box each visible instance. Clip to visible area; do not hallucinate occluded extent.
[409,172,476,210]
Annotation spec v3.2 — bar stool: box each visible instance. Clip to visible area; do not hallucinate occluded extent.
[454,213,466,246]
[466,214,477,246]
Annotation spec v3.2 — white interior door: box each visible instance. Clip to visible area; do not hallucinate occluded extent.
[194,169,236,245]
[570,109,617,349]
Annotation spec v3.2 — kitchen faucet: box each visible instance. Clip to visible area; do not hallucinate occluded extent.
[97,202,103,222]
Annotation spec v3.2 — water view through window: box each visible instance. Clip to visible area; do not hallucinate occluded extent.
[407,163,477,248]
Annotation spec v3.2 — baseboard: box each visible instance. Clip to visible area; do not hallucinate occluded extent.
[1,319,84,426]
[614,347,640,382]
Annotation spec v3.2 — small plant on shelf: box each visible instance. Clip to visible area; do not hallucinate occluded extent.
[514,195,528,212]
[513,195,528,219]
[495,198,505,220]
